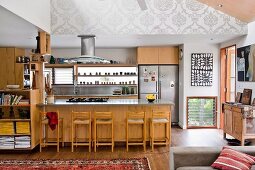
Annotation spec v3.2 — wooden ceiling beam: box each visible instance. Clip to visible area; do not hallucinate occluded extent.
[196,0,255,23]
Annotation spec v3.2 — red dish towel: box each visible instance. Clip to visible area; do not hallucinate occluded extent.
[46,112,58,130]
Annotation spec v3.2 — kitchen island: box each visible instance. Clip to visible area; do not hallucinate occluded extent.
[37,99,173,143]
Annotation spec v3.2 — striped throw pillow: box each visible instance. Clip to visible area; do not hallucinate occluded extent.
[211,147,255,170]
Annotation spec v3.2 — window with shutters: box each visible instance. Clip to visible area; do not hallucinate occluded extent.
[44,67,74,85]
[187,97,217,128]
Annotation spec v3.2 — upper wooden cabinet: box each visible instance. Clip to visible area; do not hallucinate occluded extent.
[39,31,51,54]
[158,47,179,64]
[137,47,158,64]
[137,46,179,64]
[0,48,25,89]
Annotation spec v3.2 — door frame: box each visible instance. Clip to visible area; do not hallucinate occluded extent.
[220,45,236,129]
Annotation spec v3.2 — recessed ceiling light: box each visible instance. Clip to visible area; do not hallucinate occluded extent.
[217,4,223,7]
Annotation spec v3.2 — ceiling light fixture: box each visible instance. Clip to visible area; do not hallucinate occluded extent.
[217,4,223,7]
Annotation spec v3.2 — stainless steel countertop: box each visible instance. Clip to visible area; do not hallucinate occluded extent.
[37,99,174,106]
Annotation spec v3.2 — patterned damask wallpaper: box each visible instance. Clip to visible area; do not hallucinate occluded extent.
[51,0,247,35]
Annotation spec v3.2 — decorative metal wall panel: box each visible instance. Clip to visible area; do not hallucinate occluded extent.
[191,53,213,86]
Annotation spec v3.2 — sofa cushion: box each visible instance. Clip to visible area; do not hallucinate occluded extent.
[177,166,216,170]
[211,147,255,170]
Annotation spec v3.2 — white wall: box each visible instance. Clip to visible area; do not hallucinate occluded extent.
[50,48,137,64]
[179,43,220,129]
[221,21,255,100]
[0,0,51,33]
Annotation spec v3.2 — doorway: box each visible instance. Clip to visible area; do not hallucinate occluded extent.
[220,45,236,129]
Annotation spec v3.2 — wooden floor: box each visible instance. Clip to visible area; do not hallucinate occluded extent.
[0,126,246,170]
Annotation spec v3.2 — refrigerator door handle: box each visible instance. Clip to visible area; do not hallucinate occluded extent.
[156,81,158,93]
[159,81,161,99]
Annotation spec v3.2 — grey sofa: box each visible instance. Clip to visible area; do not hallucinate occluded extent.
[170,146,255,170]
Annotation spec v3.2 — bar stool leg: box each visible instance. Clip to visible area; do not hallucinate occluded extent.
[89,122,91,152]
[94,122,97,152]
[143,123,146,152]
[40,122,43,152]
[71,121,74,152]
[45,125,48,146]
[126,122,129,152]
[150,121,152,147]
[165,123,168,146]
[166,122,170,146]
[152,122,154,152]
[75,124,77,147]
[62,120,64,147]
[112,122,114,152]
[57,123,60,152]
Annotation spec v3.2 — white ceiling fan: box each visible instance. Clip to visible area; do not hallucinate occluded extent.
[137,0,148,10]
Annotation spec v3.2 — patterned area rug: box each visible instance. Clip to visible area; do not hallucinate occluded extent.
[0,157,150,170]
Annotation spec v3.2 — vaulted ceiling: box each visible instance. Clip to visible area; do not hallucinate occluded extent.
[197,0,255,23]
[0,0,253,48]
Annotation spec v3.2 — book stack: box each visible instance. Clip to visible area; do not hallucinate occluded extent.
[15,136,31,149]
[18,99,30,105]
[0,93,24,105]
[0,137,14,149]
[0,122,14,135]
[16,122,30,134]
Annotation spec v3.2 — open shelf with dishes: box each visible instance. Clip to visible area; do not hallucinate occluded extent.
[0,89,40,150]
[45,65,138,97]
[76,66,138,87]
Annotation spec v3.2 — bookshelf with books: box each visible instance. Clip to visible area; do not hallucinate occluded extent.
[0,89,40,150]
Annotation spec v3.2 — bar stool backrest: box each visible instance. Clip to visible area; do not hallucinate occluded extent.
[152,111,170,120]
[72,111,91,121]
[127,111,145,119]
[94,112,113,119]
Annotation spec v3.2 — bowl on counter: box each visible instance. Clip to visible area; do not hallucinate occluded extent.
[147,98,155,103]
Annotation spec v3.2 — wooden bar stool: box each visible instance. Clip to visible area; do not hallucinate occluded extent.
[126,111,146,151]
[71,111,91,152]
[150,111,170,151]
[94,112,114,152]
[39,111,64,152]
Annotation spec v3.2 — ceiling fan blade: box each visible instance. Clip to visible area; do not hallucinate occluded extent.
[137,0,148,10]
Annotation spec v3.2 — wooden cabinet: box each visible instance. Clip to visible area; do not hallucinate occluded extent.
[158,47,179,64]
[137,47,158,64]
[137,46,179,64]
[0,48,25,89]
[0,89,40,150]
[223,105,232,135]
[38,31,51,55]
[223,103,255,146]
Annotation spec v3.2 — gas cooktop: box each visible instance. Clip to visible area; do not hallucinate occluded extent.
[67,98,109,103]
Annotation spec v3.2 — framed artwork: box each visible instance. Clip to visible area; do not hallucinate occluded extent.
[237,44,255,81]
[252,98,255,106]
[191,53,213,86]
[241,89,252,105]
[235,92,242,103]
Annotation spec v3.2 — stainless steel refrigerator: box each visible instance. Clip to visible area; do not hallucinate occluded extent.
[138,65,179,124]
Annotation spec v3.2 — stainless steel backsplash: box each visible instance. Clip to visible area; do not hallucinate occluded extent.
[53,86,136,95]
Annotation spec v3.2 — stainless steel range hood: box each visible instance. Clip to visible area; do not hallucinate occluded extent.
[69,35,111,64]
[78,35,95,56]
[65,35,118,64]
